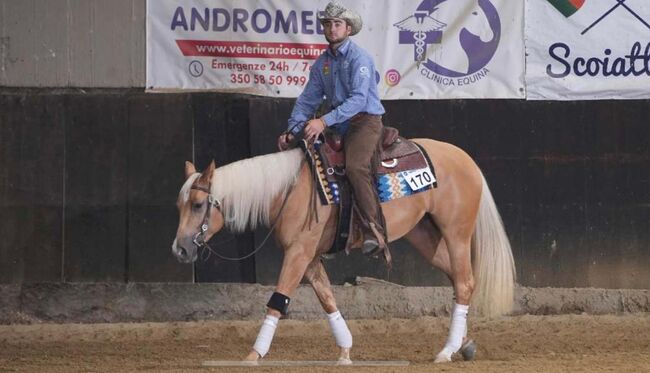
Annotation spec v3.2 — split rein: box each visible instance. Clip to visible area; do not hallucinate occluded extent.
[188,175,296,262]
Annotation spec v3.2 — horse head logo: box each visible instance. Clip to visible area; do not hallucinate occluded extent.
[395,0,501,77]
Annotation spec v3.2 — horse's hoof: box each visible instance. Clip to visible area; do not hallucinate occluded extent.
[460,339,476,361]
[337,347,351,365]
[434,351,452,363]
[337,358,353,366]
[243,351,260,363]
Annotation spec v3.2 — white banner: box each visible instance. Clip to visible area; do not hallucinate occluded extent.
[146,0,525,99]
[526,0,650,100]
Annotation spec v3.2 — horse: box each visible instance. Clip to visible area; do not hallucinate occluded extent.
[172,138,515,364]
[427,0,494,74]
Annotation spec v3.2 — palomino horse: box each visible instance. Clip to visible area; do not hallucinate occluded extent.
[172,138,515,363]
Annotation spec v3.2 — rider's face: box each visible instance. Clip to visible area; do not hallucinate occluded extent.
[322,18,351,44]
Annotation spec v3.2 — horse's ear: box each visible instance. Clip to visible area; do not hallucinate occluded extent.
[199,160,216,184]
[185,161,197,179]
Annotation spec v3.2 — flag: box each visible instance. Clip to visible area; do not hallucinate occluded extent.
[546,0,585,17]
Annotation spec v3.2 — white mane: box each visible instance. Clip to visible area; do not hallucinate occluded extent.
[179,149,303,233]
[179,148,303,233]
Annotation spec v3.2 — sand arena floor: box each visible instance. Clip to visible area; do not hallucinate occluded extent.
[1,314,648,372]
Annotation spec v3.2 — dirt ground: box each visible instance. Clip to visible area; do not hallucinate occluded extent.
[0,314,648,373]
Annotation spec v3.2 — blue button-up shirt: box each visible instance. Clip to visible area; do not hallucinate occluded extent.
[287,39,385,136]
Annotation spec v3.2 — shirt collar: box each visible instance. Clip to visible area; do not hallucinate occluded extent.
[327,38,352,58]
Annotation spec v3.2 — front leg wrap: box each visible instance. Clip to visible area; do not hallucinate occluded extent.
[267,292,291,315]
[253,315,279,357]
[327,310,353,348]
[252,292,291,358]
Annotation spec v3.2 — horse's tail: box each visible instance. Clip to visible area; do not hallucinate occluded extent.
[471,172,516,317]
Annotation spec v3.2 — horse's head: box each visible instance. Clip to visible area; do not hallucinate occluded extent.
[172,161,225,263]
[436,0,494,43]
[462,0,493,43]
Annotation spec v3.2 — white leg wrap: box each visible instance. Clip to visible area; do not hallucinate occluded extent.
[252,315,279,358]
[439,303,469,358]
[327,310,353,348]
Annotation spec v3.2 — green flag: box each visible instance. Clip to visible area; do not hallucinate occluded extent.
[547,0,585,17]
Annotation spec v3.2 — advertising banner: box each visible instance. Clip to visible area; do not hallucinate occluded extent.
[146,0,525,99]
[526,0,650,100]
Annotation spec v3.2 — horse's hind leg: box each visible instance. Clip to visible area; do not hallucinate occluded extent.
[304,259,353,365]
[404,216,475,363]
[435,232,475,363]
[404,216,451,277]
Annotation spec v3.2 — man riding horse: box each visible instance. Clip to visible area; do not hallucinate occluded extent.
[174,0,515,364]
[277,1,388,257]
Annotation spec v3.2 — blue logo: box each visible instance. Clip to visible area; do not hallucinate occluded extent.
[189,60,204,77]
[394,0,501,85]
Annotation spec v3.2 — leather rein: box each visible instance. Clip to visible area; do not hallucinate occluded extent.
[188,177,295,262]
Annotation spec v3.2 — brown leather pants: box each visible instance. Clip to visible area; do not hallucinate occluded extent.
[343,114,386,240]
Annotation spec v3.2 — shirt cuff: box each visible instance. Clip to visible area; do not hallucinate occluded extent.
[321,112,336,127]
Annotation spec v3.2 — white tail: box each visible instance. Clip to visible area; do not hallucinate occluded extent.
[471,173,516,317]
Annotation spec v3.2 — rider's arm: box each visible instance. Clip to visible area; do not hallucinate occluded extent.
[320,53,373,127]
[287,60,325,135]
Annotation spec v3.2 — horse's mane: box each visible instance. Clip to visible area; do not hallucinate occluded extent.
[179,148,303,233]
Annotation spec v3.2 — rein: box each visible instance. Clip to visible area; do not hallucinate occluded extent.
[189,171,298,262]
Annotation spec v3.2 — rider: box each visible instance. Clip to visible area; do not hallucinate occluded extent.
[277,1,387,255]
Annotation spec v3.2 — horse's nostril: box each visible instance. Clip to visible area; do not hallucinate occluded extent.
[179,246,188,258]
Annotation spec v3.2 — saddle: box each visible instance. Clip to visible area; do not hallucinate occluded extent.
[318,127,430,185]
[300,126,437,259]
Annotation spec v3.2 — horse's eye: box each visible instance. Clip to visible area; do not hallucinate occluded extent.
[472,11,478,15]
[192,201,204,210]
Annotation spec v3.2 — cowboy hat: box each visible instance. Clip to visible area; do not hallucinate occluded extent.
[318,1,363,36]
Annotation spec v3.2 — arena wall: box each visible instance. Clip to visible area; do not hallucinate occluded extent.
[0,1,648,289]
[1,90,649,289]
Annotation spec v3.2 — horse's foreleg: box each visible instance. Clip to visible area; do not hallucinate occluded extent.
[304,259,352,365]
[245,244,317,362]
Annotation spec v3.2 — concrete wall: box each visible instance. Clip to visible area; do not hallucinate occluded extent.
[2,283,649,324]
[1,2,648,289]
[0,0,145,87]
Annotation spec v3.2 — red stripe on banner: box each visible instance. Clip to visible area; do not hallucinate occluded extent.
[569,0,584,9]
[176,40,328,60]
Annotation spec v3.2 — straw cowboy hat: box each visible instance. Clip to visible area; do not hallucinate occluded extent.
[318,1,363,36]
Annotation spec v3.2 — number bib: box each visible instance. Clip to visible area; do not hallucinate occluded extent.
[400,167,436,191]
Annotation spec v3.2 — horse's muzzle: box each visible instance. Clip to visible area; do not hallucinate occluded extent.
[172,238,197,263]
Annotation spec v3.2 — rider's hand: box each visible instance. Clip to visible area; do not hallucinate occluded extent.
[304,118,326,143]
[277,132,294,151]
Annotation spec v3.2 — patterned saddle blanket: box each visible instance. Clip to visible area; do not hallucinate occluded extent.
[301,126,437,205]
[300,127,437,257]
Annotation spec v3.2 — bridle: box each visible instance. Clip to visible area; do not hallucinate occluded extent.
[189,183,222,250]
[187,176,295,262]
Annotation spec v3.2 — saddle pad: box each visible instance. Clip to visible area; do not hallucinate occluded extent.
[303,141,437,205]
[377,167,436,203]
